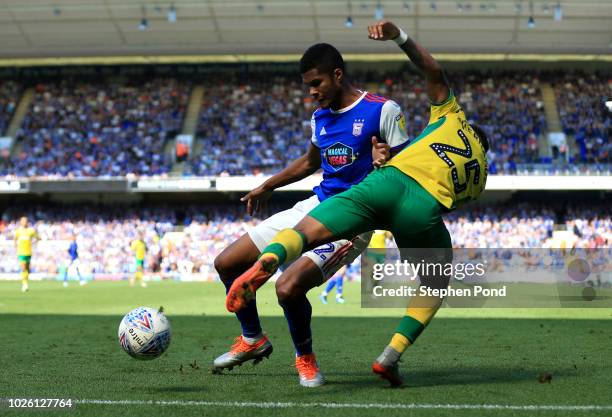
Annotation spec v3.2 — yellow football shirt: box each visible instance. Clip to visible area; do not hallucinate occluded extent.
[15,227,37,256]
[386,92,488,209]
[131,240,146,260]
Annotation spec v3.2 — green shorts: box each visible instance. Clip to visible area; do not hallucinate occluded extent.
[18,255,31,264]
[309,167,451,249]
[135,259,145,268]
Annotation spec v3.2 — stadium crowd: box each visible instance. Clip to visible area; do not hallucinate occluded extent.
[186,73,311,176]
[554,71,611,166]
[3,78,190,177]
[0,80,21,136]
[0,69,608,177]
[0,202,608,278]
[369,70,547,175]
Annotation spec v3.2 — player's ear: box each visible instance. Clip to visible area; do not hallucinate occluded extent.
[333,68,344,85]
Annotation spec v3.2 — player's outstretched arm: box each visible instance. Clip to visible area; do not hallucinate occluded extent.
[368,20,450,104]
[240,143,321,215]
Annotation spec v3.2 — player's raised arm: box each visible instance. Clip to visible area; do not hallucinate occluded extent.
[368,20,450,104]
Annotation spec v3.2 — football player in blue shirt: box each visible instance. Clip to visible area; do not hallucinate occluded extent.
[63,235,85,287]
[213,43,410,387]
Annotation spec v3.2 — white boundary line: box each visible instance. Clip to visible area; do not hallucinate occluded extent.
[75,399,612,411]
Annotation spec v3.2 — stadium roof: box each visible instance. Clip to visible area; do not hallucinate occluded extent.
[0,0,610,59]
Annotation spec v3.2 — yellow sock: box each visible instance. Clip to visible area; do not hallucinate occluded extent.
[389,295,442,354]
[21,270,29,284]
[389,333,411,352]
[262,229,306,265]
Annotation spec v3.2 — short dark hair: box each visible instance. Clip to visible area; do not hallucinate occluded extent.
[471,124,490,152]
[300,43,345,75]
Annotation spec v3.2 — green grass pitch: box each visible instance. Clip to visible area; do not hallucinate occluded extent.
[0,280,611,417]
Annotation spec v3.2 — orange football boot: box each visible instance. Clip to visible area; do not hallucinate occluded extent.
[226,254,279,312]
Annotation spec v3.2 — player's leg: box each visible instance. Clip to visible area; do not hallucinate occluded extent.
[19,256,30,292]
[275,236,369,387]
[275,257,324,387]
[320,272,337,305]
[212,233,273,371]
[63,260,69,287]
[213,197,322,371]
[136,261,146,287]
[214,234,263,337]
[372,170,452,386]
[75,259,86,286]
[334,270,346,303]
[373,224,452,386]
[226,171,388,312]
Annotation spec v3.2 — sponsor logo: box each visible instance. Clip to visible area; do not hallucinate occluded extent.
[320,126,327,136]
[395,113,407,132]
[324,142,356,171]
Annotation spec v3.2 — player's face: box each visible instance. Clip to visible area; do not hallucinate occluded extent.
[302,68,342,109]
[20,217,28,227]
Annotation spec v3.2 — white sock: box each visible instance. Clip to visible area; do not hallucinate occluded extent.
[243,333,263,344]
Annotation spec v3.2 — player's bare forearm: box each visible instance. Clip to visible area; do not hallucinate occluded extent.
[259,145,320,191]
[368,20,449,104]
[260,157,317,191]
[398,39,449,103]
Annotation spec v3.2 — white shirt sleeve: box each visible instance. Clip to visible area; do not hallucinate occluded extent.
[310,113,318,146]
[379,100,410,150]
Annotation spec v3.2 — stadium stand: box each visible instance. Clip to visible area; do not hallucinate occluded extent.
[4,78,190,177]
[367,70,548,174]
[553,71,611,167]
[0,80,21,136]
[0,69,608,177]
[0,201,608,277]
[186,74,310,176]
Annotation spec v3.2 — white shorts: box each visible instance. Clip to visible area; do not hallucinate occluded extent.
[248,195,371,280]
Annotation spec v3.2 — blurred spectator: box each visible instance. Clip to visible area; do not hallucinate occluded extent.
[0,80,21,135]
[0,70,609,177]
[554,72,611,167]
[4,78,190,177]
[0,201,608,277]
[187,74,310,176]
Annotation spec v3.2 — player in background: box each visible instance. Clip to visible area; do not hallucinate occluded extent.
[363,230,393,294]
[130,233,147,288]
[319,265,347,304]
[63,235,85,287]
[213,43,410,387]
[14,216,38,292]
[226,19,489,387]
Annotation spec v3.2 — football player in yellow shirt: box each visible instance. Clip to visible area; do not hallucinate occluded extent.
[130,233,147,288]
[226,19,489,387]
[14,216,38,292]
[363,230,393,293]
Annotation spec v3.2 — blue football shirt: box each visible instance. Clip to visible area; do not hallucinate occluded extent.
[310,91,409,201]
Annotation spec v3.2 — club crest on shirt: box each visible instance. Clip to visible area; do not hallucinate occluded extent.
[324,142,355,171]
[352,119,364,136]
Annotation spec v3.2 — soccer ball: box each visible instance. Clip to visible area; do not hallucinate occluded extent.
[118,306,171,360]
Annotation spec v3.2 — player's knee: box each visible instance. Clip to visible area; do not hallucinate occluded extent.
[276,277,302,304]
[213,251,233,283]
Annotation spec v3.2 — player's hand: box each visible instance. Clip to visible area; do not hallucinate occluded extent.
[367,20,400,41]
[372,136,391,167]
[240,186,273,216]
